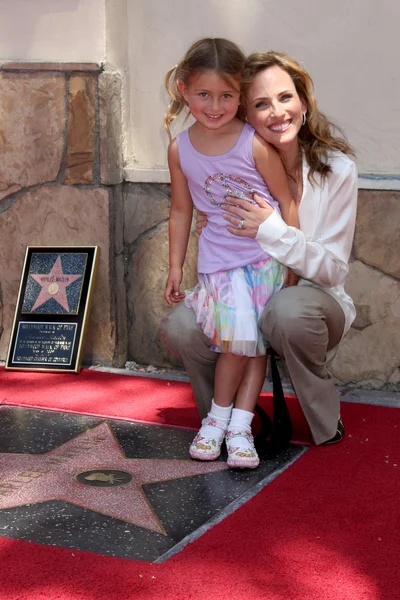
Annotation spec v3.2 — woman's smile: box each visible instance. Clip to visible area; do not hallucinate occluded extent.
[268,119,292,133]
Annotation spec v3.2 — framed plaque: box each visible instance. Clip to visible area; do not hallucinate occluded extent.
[6,246,99,373]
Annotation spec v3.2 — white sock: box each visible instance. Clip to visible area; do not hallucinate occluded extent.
[209,399,233,424]
[227,409,256,451]
[228,408,254,434]
[199,400,233,438]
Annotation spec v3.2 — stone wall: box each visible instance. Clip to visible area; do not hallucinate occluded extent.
[0,62,126,366]
[124,184,400,390]
[331,190,400,389]
[123,183,198,368]
[1,61,399,389]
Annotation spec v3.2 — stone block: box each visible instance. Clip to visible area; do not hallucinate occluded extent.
[99,71,123,185]
[331,316,400,387]
[64,75,95,184]
[0,186,116,365]
[354,190,400,279]
[0,185,22,202]
[0,72,65,194]
[330,260,400,386]
[388,368,400,385]
[126,222,198,366]
[345,260,400,324]
[124,183,171,246]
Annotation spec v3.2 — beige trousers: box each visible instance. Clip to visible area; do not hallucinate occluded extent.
[161,285,345,445]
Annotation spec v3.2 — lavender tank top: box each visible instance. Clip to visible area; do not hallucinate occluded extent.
[176,123,280,273]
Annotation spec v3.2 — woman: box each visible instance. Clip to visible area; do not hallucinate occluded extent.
[161,51,357,446]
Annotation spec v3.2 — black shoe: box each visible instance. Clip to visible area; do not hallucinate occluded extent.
[322,418,345,445]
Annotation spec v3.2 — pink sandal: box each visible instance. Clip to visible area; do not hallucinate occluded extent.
[189,416,227,461]
[226,429,260,469]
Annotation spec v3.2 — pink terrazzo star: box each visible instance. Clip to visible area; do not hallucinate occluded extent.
[30,256,82,312]
[0,423,228,534]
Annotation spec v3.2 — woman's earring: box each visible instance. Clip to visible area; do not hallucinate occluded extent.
[302,112,307,126]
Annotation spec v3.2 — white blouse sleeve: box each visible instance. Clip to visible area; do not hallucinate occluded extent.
[255,159,358,288]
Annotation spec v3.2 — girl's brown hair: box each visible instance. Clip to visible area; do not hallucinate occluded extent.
[244,51,355,182]
[164,38,246,139]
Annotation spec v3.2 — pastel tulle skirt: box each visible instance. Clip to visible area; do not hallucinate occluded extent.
[185,257,285,357]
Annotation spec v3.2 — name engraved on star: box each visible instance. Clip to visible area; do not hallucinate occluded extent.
[0,435,107,497]
[38,277,71,283]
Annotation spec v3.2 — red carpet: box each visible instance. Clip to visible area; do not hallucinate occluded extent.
[0,366,202,427]
[1,368,399,599]
[0,367,311,442]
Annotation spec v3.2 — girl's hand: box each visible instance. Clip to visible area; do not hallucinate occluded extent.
[196,210,208,235]
[165,267,185,306]
[221,193,274,238]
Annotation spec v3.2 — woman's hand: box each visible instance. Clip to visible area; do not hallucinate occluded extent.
[221,193,275,238]
[196,210,208,235]
[165,266,185,306]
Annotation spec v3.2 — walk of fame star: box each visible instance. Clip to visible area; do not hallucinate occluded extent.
[29,256,82,313]
[0,422,228,534]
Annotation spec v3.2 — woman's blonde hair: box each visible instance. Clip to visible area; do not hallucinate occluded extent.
[244,51,355,182]
[164,38,246,139]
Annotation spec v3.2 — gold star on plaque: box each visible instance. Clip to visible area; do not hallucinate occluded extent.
[30,256,82,313]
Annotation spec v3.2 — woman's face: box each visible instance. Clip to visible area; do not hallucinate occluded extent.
[246,65,306,151]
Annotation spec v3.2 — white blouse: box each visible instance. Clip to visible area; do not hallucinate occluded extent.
[256,150,358,337]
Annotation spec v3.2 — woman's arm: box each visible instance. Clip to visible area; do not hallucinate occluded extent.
[222,158,358,288]
[165,139,193,306]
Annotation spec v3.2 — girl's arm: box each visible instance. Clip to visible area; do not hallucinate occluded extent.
[165,139,193,306]
[252,134,299,285]
[252,134,299,229]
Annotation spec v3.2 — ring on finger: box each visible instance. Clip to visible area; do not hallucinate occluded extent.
[238,218,244,229]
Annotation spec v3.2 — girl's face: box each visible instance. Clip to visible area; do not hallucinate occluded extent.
[179,70,241,131]
[246,65,306,151]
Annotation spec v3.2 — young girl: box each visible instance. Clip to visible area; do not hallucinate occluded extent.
[164,38,298,469]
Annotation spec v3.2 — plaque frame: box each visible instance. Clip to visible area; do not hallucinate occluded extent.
[6,246,99,373]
